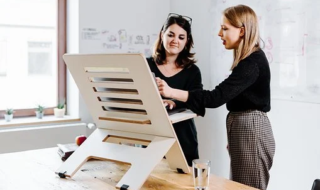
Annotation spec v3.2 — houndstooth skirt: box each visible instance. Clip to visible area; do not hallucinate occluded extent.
[227,110,275,190]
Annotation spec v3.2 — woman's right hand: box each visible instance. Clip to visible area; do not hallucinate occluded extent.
[156,77,189,102]
[156,77,173,98]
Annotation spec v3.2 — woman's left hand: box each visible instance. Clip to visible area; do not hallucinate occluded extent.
[163,99,176,110]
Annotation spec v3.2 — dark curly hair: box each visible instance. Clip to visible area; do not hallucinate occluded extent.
[152,14,196,68]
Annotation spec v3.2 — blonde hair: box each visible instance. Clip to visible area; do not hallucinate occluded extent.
[223,5,261,70]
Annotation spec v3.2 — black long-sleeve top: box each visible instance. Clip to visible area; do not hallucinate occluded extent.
[147,57,203,109]
[187,49,271,116]
[147,57,203,166]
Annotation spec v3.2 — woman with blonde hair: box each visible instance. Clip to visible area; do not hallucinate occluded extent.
[156,5,275,190]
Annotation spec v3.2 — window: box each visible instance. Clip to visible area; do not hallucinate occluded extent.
[28,41,53,76]
[0,40,7,76]
[0,0,66,118]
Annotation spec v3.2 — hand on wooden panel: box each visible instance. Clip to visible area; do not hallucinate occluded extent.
[156,77,173,98]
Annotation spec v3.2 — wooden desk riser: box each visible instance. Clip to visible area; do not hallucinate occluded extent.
[57,53,197,189]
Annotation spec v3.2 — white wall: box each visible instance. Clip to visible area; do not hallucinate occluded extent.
[0,123,87,154]
[69,1,320,189]
[268,100,320,190]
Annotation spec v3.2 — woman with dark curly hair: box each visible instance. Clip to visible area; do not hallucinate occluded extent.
[147,13,203,166]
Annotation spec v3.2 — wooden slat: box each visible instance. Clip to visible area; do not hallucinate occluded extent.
[99,102,145,110]
[90,82,136,89]
[98,97,142,105]
[99,117,151,124]
[92,89,141,95]
[84,67,129,73]
[102,110,149,119]
[104,135,151,146]
[95,92,141,100]
[86,72,132,79]
[103,107,147,115]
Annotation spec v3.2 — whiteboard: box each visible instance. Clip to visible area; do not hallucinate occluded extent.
[78,0,170,57]
[210,0,320,103]
[80,28,158,57]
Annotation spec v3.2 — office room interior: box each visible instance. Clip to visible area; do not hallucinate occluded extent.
[0,0,319,190]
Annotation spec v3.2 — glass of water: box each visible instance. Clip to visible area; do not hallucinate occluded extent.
[192,159,211,190]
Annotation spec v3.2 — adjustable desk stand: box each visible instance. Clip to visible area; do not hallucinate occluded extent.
[56,54,197,190]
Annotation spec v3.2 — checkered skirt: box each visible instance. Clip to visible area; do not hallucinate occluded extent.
[227,110,275,190]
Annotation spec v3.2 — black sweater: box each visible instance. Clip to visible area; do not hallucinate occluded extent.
[147,57,202,166]
[187,49,271,116]
[147,57,203,109]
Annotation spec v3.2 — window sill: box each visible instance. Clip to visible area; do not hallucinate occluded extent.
[0,115,81,128]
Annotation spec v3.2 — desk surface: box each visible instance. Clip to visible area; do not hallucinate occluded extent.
[0,148,257,190]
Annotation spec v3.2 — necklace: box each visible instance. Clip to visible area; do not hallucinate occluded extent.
[162,64,172,75]
[160,61,181,76]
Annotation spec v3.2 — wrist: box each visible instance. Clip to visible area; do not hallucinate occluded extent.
[170,89,176,99]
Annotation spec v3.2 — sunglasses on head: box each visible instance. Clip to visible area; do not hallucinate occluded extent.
[167,13,192,26]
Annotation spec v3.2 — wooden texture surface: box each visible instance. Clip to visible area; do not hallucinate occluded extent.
[0,148,258,190]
